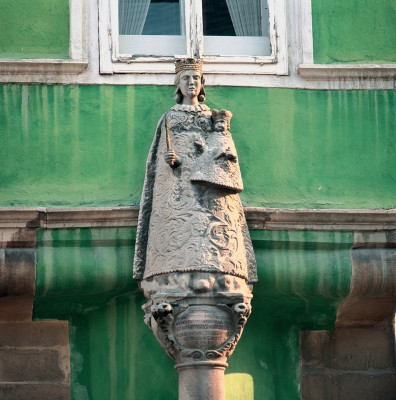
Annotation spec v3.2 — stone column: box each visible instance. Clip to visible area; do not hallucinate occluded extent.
[176,361,228,400]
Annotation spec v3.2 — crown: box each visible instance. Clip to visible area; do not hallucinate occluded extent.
[212,109,233,122]
[175,58,203,74]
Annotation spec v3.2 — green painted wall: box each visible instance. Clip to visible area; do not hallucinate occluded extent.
[1,85,395,209]
[1,0,395,63]
[0,0,69,59]
[2,1,394,399]
[34,228,353,400]
[312,0,396,64]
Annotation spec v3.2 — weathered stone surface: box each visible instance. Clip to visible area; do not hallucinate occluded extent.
[1,206,396,231]
[0,383,70,400]
[301,326,395,370]
[0,321,69,347]
[336,232,396,327]
[0,349,64,381]
[301,372,396,400]
[300,325,396,400]
[301,231,396,400]
[0,297,34,322]
[0,228,36,248]
[0,249,35,297]
[0,321,70,399]
[0,208,45,229]
[178,362,228,400]
[0,246,36,322]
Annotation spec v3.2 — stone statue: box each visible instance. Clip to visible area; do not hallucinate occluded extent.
[134,58,257,400]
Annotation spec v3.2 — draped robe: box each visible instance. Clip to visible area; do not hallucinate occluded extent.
[133,103,257,283]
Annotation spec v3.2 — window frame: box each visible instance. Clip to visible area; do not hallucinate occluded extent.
[99,0,288,75]
[0,0,88,75]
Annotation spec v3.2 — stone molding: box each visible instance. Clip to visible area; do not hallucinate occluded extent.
[298,64,396,80]
[0,206,395,231]
[0,60,88,75]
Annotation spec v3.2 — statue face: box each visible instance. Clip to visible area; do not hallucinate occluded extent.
[214,119,227,132]
[178,70,202,100]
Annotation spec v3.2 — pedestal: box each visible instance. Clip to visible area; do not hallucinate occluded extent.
[140,272,253,399]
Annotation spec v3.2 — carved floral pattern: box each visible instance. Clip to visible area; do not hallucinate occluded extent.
[134,105,257,283]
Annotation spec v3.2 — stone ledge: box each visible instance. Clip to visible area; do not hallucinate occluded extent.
[0,59,88,75]
[0,206,395,231]
[245,207,396,231]
[298,64,396,80]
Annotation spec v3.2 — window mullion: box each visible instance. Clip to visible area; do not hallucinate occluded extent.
[186,0,203,58]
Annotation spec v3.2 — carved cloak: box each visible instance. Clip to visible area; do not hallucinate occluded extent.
[133,104,257,284]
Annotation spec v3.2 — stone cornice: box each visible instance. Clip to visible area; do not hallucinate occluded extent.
[244,207,396,231]
[0,206,395,231]
[0,59,88,75]
[298,64,396,80]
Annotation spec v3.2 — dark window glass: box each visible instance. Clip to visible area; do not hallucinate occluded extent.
[142,0,181,35]
[202,0,269,38]
[202,0,235,36]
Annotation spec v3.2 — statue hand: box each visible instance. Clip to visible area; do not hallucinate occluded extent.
[164,150,181,168]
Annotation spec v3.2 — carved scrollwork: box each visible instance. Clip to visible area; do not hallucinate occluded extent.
[151,302,178,358]
[150,301,251,362]
[210,302,252,359]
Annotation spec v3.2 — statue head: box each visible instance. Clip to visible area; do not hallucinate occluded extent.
[212,109,232,132]
[174,58,206,104]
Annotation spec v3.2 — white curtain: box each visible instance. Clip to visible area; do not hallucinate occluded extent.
[225,0,262,36]
[119,0,151,35]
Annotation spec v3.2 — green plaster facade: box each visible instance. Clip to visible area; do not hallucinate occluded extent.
[1,0,395,63]
[34,229,353,400]
[1,0,395,399]
[1,85,395,209]
[312,0,396,64]
[0,0,69,59]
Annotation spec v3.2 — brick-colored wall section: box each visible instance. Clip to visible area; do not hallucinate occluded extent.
[0,321,71,400]
[300,325,396,400]
[0,224,71,400]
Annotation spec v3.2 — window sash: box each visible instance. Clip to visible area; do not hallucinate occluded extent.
[116,0,273,59]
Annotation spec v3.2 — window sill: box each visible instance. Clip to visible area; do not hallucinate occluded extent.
[298,64,396,80]
[110,57,287,76]
[0,59,88,75]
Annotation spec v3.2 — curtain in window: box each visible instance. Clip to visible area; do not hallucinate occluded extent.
[119,0,151,35]
[225,0,262,36]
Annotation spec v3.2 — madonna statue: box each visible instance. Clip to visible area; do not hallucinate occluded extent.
[134,58,257,400]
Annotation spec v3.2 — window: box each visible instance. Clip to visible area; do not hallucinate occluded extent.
[99,0,287,75]
[117,0,270,57]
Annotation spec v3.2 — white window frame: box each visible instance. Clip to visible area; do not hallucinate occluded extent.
[99,0,288,76]
[0,0,88,75]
